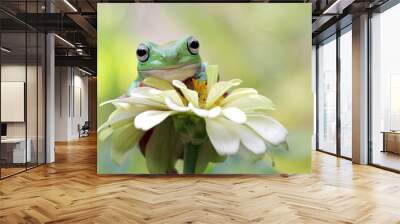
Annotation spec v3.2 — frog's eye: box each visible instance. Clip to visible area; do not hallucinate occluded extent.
[136,44,149,62]
[187,37,199,55]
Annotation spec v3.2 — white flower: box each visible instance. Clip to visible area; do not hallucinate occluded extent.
[99,66,288,157]
[169,79,287,156]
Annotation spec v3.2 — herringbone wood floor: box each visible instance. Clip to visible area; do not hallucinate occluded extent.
[1,135,400,224]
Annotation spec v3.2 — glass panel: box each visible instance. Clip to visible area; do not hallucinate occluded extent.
[340,28,352,158]
[318,36,337,154]
[38,33,45,165]
[0,1,46,178]
[371,5,400,171]
[26,0,40,169]
[27,30,38,169]
[1,30,27,177]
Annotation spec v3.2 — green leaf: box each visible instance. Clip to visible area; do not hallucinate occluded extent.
[195,139,226,173]
[112,123,144,164]
[203,163,215,173]
[145,118,183,174]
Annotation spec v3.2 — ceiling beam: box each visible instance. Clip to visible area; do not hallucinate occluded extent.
[67,13,97,44]
[312,15,335,33]
[55,55,96,69]
[322,0,356,14]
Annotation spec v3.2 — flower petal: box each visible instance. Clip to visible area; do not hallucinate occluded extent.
[172,80,199,107]
[221,88,258,105]
[208,106,221,118]
[206,65,219,93]
[103,96,161,110]
[111,101,138,110]
[98,127,113,142]
[205,117,240,155]
[100,87,165,108]
[98,111,135,133]
[162,90,184,106]
[144,118,183,174]
[119,95,167,109]
[205,79,242,108]
[233,124,266,154]
[222,107,246,124]
[99,98,117,107]
[112,123,144,164]
[127,86,162,97]
[143,77,174,90]
[165,97,189,112]
[188,103,221,118]
[134,110,175,131]
[246,115,287,145]
[189,103,209,118]
[121,87,167,108]
[223,94,274,112]
[237,144,265,163]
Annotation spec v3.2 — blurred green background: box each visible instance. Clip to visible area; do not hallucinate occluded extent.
[98,3,312,174]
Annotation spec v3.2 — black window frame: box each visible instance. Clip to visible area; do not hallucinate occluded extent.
[315,23,353,161]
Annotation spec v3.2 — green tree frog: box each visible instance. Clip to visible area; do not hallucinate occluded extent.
[128,35,208,90]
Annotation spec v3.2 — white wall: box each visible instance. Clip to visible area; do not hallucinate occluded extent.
[1,82,25,122]
[71,73,89,139]
[55,67,89,141]
[55,67,69,141]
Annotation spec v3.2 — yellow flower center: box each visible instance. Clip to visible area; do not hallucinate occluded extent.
[192,78,208,107]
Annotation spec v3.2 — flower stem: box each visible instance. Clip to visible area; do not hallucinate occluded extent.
[183,143,200,174]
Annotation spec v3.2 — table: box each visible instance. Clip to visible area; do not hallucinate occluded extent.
[382,131,400,154]
[1,138,31,163]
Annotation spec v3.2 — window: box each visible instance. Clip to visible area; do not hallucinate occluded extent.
[317,36,337,154]
[370,3,400,171]
[0,2,46,179]
[339,28,352,158]
[316,26,353,159]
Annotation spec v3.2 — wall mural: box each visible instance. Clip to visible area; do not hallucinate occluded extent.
[97,3,312,174]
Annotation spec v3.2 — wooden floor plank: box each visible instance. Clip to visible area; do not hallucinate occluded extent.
[0,135,400,223]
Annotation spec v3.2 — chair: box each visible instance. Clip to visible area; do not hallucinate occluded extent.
[79,121,90,138]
